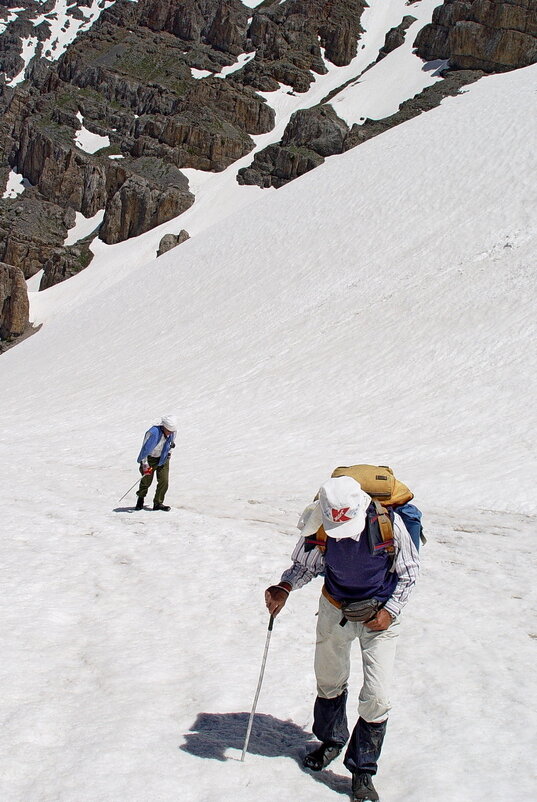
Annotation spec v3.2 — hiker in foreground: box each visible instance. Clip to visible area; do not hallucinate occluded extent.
[135,415,177,511]
[265,474,419,802]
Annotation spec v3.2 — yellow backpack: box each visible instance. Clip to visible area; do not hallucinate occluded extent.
[325,465,420,554]
[330,464,414,506]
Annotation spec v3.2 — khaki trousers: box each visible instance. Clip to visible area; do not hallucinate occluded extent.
[314,594,400,724]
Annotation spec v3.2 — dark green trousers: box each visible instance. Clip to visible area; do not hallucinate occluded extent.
[137,456,170,505]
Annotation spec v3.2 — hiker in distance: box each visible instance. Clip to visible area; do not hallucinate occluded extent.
[135,415,177,511]
[265,475,419,802]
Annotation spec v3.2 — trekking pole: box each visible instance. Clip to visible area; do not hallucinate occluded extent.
[117,476,142,504]
[241,614,274,762]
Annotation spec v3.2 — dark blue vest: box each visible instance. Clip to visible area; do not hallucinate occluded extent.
[324,528,397,603]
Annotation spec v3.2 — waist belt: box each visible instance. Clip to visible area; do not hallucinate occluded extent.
[322,585,343,609]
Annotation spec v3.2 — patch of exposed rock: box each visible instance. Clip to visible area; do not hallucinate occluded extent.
[237,105,347,188]
[100,157,194,244]
[0,191,76,279]
[234,0,368,93]
[157,229,190,257]
[238,69,484,188]
[0,262,29,341]
[40,242,95,291]
[377,16,418,61]
[138,0,251,57]
[414,0,537,71]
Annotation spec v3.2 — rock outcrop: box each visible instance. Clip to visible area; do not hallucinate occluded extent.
[157,230,190,257]
[0,262,29,340]
[234,0,368,93]
[40,244,94,291]
[100,171,194,245]
[238,105,348,188]
[377,16,418,61]
[414,0,537,71]
[138,0,251,57]
[0,192,76,279]
[238,69,484,188]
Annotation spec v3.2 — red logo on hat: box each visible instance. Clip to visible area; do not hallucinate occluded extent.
[331,507,352,522]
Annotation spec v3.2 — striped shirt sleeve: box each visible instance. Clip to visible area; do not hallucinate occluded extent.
[384,513,420,619]
[280,536,326,589]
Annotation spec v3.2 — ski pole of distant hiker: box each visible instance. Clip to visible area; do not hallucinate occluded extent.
[241,615,275,762]
[117,476,142,504]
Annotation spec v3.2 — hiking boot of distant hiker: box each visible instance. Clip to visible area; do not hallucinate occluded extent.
[153,502,171,511]
[303,741,342,771]
[352,772,379,801]
[135,496,144,510]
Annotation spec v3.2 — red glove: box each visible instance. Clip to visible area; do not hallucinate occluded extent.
[141,462,153,475]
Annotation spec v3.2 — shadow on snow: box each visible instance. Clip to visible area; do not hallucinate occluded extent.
[181,711,351,795]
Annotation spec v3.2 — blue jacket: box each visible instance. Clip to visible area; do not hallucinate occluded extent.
[137,425,175,467]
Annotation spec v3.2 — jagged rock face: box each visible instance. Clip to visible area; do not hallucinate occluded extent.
[0,192,76,279]
[139,0,250,56]
[0,262,29,340]
[237,0,367,92]
[17,120,108,217]
[237,104,348,187]
[100,171,194,245]
[377,16,417,61]
[281,105,349,157]
[414,0,537,71]
[40,244,94,290]
[238,142,324,189]
[157,229,190,256]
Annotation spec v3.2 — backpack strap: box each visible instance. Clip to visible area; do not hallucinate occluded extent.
[371,501,395,555]
[304,525,327,553]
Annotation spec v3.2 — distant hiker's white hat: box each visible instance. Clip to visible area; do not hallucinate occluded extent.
[161,415,177,432]
[297,476,371,540]
[320,476,370,540]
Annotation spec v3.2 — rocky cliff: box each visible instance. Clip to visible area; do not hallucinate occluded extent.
[0,0,535,327]
[414,0,537,71]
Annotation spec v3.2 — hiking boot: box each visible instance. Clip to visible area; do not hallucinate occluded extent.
[153,503,171,511]
[303,742,342,771]
[352,772,379,801]
[135,496,144,510]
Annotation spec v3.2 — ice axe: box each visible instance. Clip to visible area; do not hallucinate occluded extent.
[241,614,274,762]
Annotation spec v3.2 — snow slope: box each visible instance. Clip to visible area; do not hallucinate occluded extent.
[0,62,536,802]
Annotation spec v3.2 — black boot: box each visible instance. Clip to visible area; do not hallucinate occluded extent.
[303,741,342,771]
[135,496,144,510]
[352,771,379,801]
[153,502,171,511]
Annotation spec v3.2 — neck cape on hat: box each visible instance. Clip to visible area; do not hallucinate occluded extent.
[298,476,371,541]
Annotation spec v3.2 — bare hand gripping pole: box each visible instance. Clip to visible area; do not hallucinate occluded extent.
[241,615,274,762]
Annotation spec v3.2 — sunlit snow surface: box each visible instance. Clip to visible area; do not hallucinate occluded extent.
[74,112,111,154]
[64,210,105,246]
[2,170,25,199]
[1,61,536,802]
